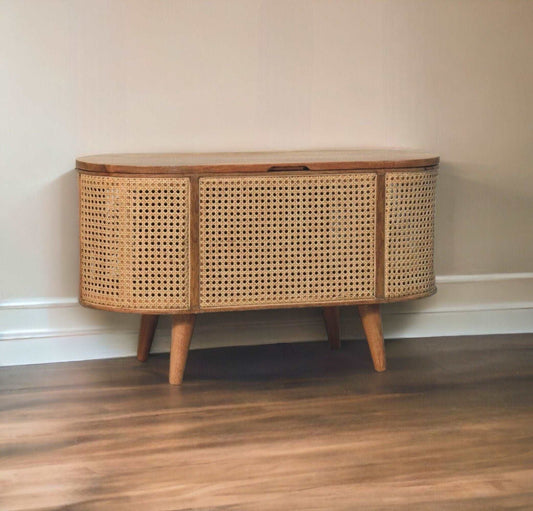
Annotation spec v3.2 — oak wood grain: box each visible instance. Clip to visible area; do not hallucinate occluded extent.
[358,304,386,372]
[136,314,159,362]
[76,149,439,174]
[0,334,532,510]
[322,306,341,350]
[169,314,196,385]
[375,173,386,298]
[79,288,437,316]
[189,176,200,310]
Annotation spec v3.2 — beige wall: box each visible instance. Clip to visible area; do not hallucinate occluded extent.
[1,0,532,303]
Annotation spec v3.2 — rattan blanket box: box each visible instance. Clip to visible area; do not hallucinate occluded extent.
[77,149,439,384]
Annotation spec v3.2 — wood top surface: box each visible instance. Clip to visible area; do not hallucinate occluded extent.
[76,149,439,174]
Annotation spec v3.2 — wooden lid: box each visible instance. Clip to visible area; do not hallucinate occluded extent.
[76,149,439,174]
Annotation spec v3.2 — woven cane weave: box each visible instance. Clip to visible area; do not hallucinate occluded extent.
[384,169,438,298]
[79,174,190,311]
[199,174,376,309]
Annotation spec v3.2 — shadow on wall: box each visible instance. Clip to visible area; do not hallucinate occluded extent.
[435,161,532,275]
[4,168,80,300]
[50,169,79,297]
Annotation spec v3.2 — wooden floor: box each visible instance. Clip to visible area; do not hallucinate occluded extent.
[1,334,532,510]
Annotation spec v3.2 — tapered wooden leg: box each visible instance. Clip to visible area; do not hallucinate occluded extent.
[169,314,196,385]
[358,304,386,372]
[136,314,159,362]
[322,306,341,350]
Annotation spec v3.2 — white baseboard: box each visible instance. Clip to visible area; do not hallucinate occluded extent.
[1,273,532,366]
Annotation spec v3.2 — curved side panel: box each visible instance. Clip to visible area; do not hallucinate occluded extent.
[79,174,190,311]
[385,169,438,299]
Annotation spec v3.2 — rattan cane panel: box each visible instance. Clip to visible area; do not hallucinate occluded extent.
[199,174,376,309]
[79,174,190,311]
[385,170,438,298]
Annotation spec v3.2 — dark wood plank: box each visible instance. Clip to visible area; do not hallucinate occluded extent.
[1,334,532,510]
